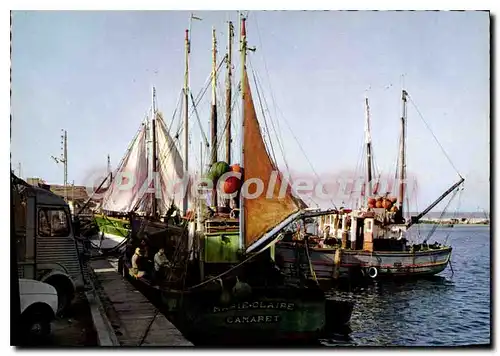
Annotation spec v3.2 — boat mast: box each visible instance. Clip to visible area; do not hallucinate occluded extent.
[225,21,234,164]
[224,21,234,209]
[210,27,218,208]
[182,27,190,216]
[152,87,158,218]
[107,154,112,182]
[364,95,373,201]
[239,16,248,250]
[397,89,408,221]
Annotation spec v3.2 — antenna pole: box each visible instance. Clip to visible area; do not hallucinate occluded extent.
[210,27,218,208]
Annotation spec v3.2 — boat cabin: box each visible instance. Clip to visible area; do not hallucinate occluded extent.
[316,208,408,252]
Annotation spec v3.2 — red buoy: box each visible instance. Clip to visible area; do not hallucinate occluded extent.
[223,176,241,194]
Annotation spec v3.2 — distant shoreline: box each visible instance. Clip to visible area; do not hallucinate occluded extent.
[418,220,490,226]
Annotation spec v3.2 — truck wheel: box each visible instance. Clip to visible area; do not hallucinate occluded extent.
[45,277,75,315]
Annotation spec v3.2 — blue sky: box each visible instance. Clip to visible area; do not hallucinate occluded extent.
[11,10,489,212]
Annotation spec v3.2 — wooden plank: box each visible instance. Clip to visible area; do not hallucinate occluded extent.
[90,259,192,346]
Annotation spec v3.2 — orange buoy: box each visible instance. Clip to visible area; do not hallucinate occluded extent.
[230,164,242,173]
[368,203,375,209]
[391,205,399,213]
[375,200,383,208]
[382,199,392,209]
[368,198,376,206]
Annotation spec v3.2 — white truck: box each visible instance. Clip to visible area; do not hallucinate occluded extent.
[13,175,89,313]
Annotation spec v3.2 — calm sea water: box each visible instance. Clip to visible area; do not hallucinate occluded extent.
[322,225,491,347]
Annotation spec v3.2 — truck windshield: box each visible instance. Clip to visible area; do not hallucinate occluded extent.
[38,208,70,237]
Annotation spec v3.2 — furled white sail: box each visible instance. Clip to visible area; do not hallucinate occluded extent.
[101,124,149,213]
[156,115,185,215]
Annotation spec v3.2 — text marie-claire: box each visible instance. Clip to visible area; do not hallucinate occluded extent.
[212,301,295,313]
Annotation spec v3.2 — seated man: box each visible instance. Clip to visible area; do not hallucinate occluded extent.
[130,247,145,278]
[153,248,170,284]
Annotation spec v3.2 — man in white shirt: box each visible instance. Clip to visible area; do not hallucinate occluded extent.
[153,248,170,283]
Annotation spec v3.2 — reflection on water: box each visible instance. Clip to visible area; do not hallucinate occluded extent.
[321,226,490,347]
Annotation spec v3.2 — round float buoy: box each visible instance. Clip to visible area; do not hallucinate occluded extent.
[207,161,230,182]
[230,163,242,173]
[375,200,383,208]
[223,176,241,194]
[368,266,378,279]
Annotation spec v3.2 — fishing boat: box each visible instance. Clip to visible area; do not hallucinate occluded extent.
[118,17,353,345]
[277,90,464,281]
[90,84,187,251]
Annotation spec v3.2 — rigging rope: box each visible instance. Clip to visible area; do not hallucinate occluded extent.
[248,59,322,207]
[444,186,464,246]
[101,118,148,209]
[252,15,289,159]
[214,79,242,157]
[250,66,279,168]
[422,186,460,244]
[186,232,286,291]
[248,58,290,173]
[175,58,226,140]
[407,94,462,177]
[252,83,337,210]
[137,308,161,346]
[167,89,184,138]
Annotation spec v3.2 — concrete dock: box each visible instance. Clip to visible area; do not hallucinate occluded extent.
[88,258,192,346]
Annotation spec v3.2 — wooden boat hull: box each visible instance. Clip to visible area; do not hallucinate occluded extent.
[161,288,327,344]
[119,259,352,345]
[93,214,185,249]
[94,214,130,239]
[276,242,452,281]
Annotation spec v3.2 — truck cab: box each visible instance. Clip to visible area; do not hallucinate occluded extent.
[13,176,88,314]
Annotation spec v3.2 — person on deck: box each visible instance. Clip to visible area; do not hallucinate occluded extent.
[153,248,170,284]
[131,247,145,278]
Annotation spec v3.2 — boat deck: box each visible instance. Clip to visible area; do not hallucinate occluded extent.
[89,258,192,346]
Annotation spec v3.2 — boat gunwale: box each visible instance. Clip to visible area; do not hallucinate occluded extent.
[277,242,452,256]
